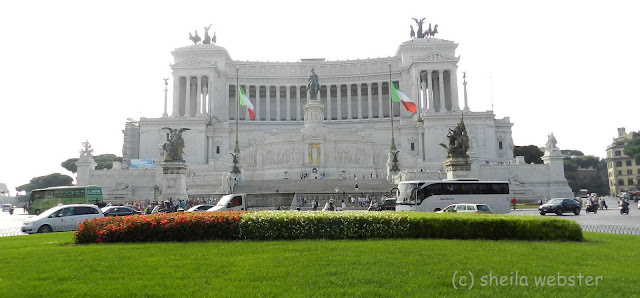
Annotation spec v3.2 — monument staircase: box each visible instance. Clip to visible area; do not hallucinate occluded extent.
[233,178,396,195]
[509,182,544,204]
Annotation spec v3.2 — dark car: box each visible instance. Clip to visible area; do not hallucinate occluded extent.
[376,198,396,211]
[101,206,144,217]
[539,198,580,216]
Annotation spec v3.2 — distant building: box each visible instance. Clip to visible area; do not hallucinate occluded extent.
[606,128,640,195]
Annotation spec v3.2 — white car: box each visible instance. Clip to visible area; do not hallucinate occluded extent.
[437,203,493,214]
[21,204,104,234]
[2,204,11,212]
[186,204,214,212]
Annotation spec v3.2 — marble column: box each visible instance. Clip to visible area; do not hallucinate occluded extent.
[367,83,373,119]
[438,70,446,112]
[378,82,383,118]
[286,85,291,121]
[185,76,192,117]
[450,69,460,111]
[266,85,271,122]
[421,81,427,110]
[276,85,281,121]
[172,76,180,117]
[296,86,301,121]
[255,85,261,121]
[196,76,202,116]
[208,76,213,117]
[336,84,342,120]
[326,85,332,121]
[357,83,362,119]
[347,84,352,120]
[427,71,434,112]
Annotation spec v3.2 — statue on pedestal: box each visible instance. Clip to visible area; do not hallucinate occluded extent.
[162,128,190,162]
[80,140,93,158]
[545,133,559,152]
[307,69,320,101]
[439,117,470,159]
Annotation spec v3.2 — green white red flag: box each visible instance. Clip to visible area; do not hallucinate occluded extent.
[390,82,417,113]
[238,85,255,120]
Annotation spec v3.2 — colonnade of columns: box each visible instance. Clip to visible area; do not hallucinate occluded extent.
[417,69,459,112]
[171,75,213,117]
[227,82,403,121]
[170,70,460,119]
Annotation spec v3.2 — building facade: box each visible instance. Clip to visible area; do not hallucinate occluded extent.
[76,34,572,203]
[606,128,640,195]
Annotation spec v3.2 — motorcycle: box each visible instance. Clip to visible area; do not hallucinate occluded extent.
[619,200,630,215]
[585,201,598,214]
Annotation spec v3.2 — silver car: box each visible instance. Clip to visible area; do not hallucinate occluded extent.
[437,203,493,214]
[22,204,103,234]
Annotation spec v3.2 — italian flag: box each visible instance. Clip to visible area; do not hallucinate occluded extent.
[391,82,417,113]
[238,85,255,120]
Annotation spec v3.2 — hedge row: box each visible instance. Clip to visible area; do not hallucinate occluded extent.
[74,211,583,244]
[74,212,241,243]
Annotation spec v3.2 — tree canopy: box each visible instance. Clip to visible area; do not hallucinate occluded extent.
[561,149,584,157]
[623,136,640,162]
[513,145,544,164]
[16,173,74,193]
[563,154,608,195]
[61,154,123,173]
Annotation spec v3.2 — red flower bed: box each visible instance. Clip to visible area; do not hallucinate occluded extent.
[74,212,242,244]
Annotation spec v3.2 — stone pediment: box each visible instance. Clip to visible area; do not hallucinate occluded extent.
[415,53,458,62]
[172,59,216,69]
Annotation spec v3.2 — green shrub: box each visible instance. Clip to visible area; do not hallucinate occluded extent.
[239,211,409,240]
[406,213,583,241]
[74,211,583,244]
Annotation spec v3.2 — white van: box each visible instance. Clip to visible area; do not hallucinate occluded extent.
[21,204,103,234]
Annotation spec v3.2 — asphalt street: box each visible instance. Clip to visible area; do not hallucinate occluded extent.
[509,197,640,226]
[1,198,639,237]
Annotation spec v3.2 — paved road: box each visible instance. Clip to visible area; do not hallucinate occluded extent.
[2,198,639,237]
[509,197,640,226]
[0,208,32,236]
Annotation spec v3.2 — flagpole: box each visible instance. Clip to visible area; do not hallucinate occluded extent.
[388,64,396,151]
[234,68,240,155]
[231,67,242,176]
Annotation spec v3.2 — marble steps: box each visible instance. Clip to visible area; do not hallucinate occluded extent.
[233,178,396,195]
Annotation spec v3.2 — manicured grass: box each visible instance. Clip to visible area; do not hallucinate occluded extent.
[0,231,637,297]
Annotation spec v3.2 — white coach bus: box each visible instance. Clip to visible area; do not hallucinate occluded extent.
[393,179,511,213]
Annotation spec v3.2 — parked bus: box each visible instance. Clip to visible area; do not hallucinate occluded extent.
[28,185,104,215]
[393,179,511,213]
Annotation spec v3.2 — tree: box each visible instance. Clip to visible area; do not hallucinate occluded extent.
[513,145,544,164]
[61,158,79,173]
[570,156,601,169]
[561,149,584,157]
[94,154,123,170]
[623,136,640,162]
[60,154,123,173]
[562,153,609,196]
[15,173,74,193]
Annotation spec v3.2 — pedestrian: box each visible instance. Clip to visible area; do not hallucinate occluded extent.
[511,198,517,210]
[341,199,346,210]
[311,199,318,211]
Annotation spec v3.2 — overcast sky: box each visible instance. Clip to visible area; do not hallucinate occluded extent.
[1,0,638,196]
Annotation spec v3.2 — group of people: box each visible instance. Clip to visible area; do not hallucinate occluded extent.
[301,194,385,212]
[105,198,220,214]
[585,195,608,210]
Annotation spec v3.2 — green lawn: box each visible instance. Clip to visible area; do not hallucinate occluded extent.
[0,232,637,297]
